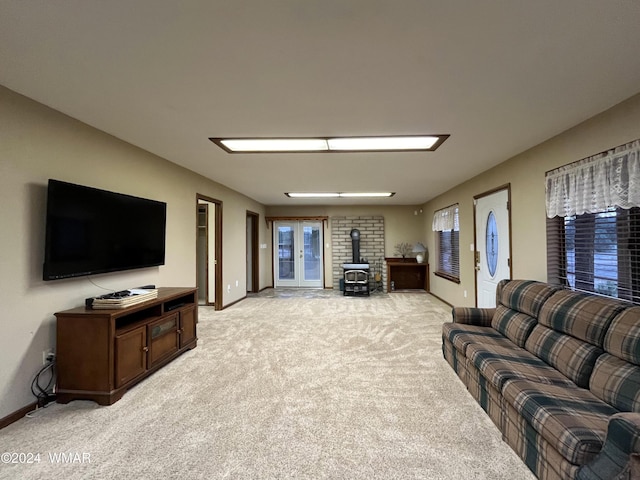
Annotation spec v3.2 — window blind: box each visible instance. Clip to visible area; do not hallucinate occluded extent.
[434,204,460,282]
[547,206,640,304]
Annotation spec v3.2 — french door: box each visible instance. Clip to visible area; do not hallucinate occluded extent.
[474,187,512,307]
[274,221,323,288]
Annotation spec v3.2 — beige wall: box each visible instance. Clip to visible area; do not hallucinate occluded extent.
[423,92,640,307]
[0,85,269,419]
[266,205,426,287]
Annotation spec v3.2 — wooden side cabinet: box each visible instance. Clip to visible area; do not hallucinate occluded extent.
[386,260,430,292]
[55,287,198,405]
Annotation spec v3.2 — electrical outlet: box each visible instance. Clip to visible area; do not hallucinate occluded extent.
[43,348,55,365]
[227,284,231,292]
[235,280,239,287]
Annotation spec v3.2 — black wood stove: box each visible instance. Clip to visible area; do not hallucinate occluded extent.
[343,229,370,296]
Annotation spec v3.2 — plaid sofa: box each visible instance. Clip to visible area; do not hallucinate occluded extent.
[442,280,640,480]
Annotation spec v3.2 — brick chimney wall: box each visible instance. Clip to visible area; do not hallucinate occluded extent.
[331,216,386,291]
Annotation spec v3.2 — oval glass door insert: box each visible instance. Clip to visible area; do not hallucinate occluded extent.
[486,211,498,277]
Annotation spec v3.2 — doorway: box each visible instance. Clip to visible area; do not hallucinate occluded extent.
[246,211,259,293]
[196,195,222,310]
[474,185,512,307]
[273,221,323,288]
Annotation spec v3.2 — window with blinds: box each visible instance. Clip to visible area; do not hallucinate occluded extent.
[436,207,460,283]
[547,206,640,304]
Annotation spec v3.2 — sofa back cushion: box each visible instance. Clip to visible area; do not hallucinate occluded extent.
[537,289,628,348]
[590,353,640,412]
[498,280,558,318]
[603,306,640,365]
[525,324,603,388]
[491,305,538,347]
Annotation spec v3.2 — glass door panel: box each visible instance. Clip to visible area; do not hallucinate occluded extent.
[277,224,296,285]
[301,224,322,286]
[274,221,323,288]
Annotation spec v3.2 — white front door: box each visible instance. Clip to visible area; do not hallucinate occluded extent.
[274,221,323,288]
[475,188,511,307]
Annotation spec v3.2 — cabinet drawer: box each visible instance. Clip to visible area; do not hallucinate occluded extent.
[148,314,179,366]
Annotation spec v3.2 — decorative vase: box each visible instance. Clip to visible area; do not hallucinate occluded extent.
[416,253,424,263]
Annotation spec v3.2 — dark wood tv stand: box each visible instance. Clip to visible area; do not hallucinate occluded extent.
[55,287,198,405]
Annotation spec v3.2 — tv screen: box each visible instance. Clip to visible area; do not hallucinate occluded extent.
[43,179,167,281]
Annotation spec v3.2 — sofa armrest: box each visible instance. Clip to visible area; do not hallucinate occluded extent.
[577,412,640,480]
[451,307,495,327]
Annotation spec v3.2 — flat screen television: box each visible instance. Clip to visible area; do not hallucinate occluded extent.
[43,179,167,281]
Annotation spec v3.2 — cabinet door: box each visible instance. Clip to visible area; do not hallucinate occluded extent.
[114,327,147,388]
[179,305,197,348]
[148,313,180,367]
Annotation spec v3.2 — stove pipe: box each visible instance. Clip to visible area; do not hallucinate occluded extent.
[350,229,361,263]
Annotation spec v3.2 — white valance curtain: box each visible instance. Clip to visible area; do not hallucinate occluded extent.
[432,204,459,231]
[545,139,640,218]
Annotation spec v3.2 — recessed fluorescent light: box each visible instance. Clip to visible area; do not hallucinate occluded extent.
[285,192,340,198]
[327,136,439,151]
[338,192,395,197]
[285,192,395,198]
[210,135,448,153]
[217,138,328,152]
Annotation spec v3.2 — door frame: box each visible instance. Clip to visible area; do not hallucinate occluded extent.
[196,203,209,306]
[246,211,260,293]
[473,184,513,307]
[273,220,324,288]
[196,194,223,310]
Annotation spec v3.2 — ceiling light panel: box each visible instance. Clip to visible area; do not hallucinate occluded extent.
[210,135,448,153]
[285,192,340,198]
[285,192,395,198]
[327,136,439,151]
[338,192,395,197]
[216,138,328,152]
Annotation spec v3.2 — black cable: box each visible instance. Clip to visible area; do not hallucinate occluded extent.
[31,360,56,408]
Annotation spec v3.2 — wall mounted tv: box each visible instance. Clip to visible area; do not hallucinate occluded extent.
[43,179,167,281]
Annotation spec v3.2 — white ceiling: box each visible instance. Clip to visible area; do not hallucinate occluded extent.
[2,1,640,206]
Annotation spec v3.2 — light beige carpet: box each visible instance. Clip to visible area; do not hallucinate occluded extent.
[0,290,535,480]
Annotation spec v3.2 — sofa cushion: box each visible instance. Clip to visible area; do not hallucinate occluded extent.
[603,306,640,365]
[590,353,640,413]
[499,280,558,318]
[538,289,628,348]
[525,324,603,388]
[503,379,618,466]
[491,304,538,347]
[442,323,515,355]
[466,343,576,392]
